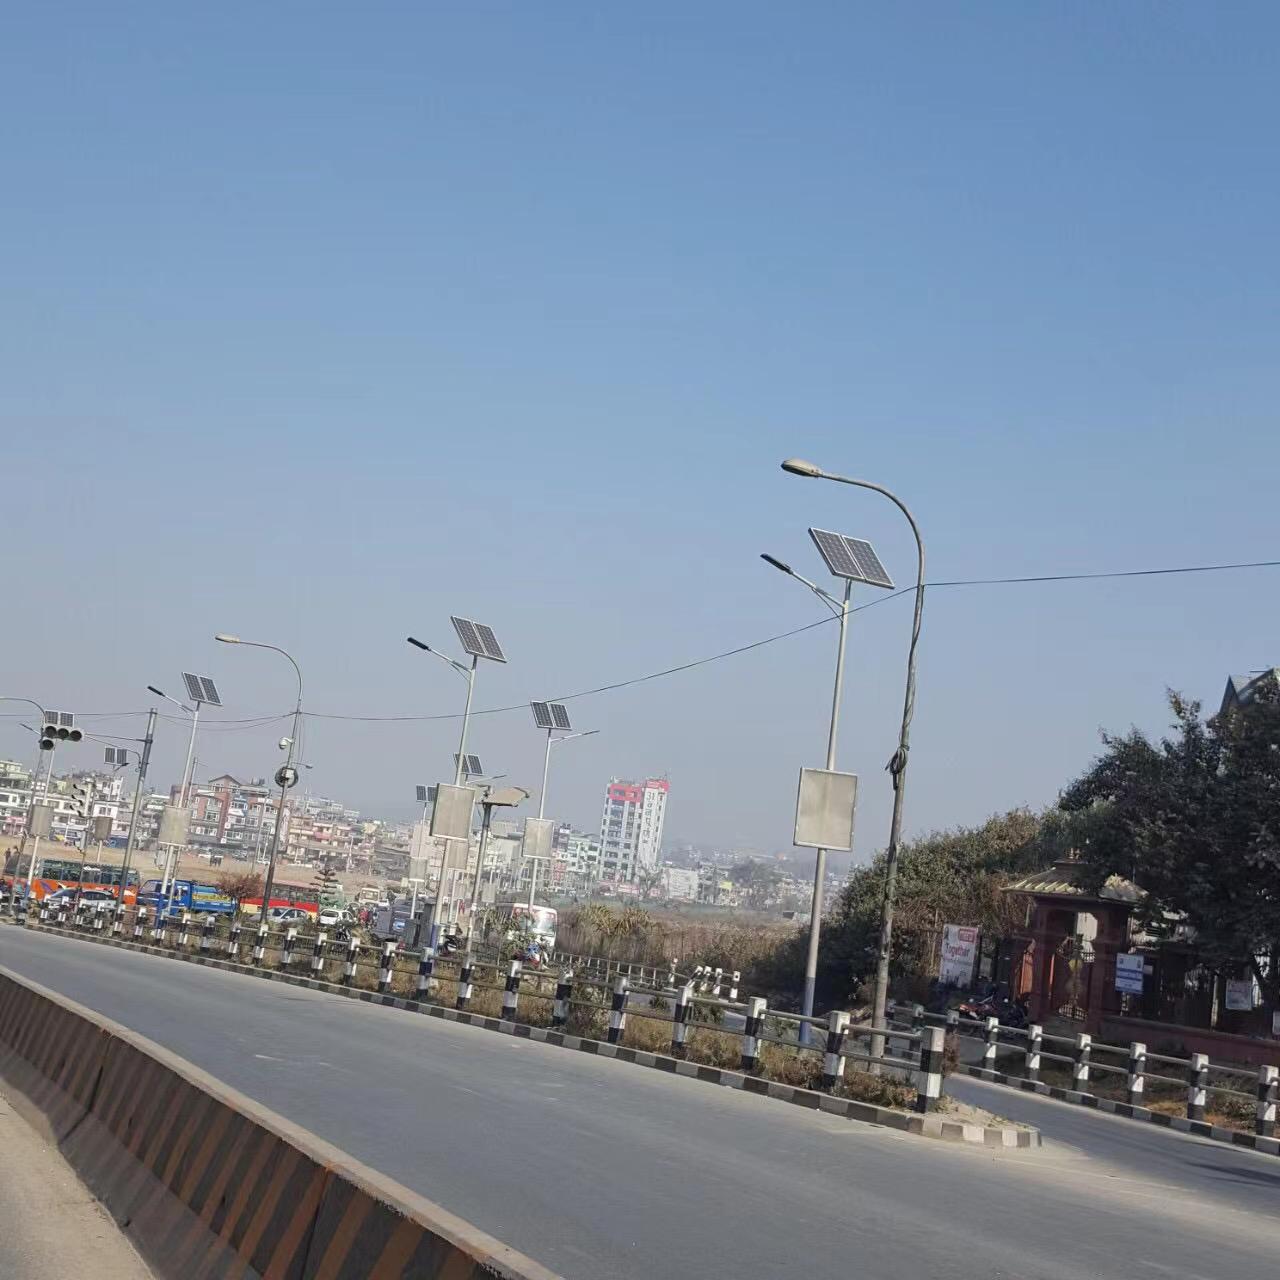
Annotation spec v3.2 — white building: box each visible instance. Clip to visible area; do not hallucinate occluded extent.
[599,778,669,883]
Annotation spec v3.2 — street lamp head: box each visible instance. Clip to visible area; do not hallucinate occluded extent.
[781,458,823,478]
[146,685,166,698]
[214,634,241,644]
[406,636,430,651]
[760,553,794,576]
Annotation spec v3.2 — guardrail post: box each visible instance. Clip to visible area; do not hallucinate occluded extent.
[456,954,474,1009]
[552,970,573,1027]
[911,1003,925,1035]
[729,970,740,1001]
[200,916,214,953]
[983,1016,1000,1071]
[73,901,86,929]
[1187,1053,1209,1122]
[283,927,298,968]
[377,942,395,993]
[112,905,124,937]
[671,982,693,1058]
[821,1011,850,1091]
[416,944,434,1000]
[155,912,169,946]
[92,906,105,933]
[608,975,628,1045]
[1256,1064,1278,1138]
[915,1026,945,1113]
[503,960,522,1022]
[1127,1042,1146,1108]
[667,957,677,987]
[1072,1032,1092,1092]
[342,936,358,984]
[252,922,268,966]
[1026,1024,1042,1083]
[179,913,192,948]
[57,902,68,926]
[740,997,766,1075]
[311,931,327,976]
[711,967,723,998]
[38,900,49,924]
[133,906,147,941]
[228,920,241,959]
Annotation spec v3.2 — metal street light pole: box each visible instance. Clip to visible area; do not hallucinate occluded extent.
[215,635,303,931]
[760,557,852,1039]
[115,708,157,927]
[538,728,599,820]
[2,697,46,919]
[780,459,926,1063]
[146,686,194,897]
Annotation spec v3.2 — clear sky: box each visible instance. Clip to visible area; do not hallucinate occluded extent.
[3,4,1277,857]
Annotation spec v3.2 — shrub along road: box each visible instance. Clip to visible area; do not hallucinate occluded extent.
[2,928,1276,1280]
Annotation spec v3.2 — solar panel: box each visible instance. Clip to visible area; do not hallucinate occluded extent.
[450,616,484,658]
[550,702,572,731]
[531,701,555,730]
[415,785,428,803]
[808,528,893,589]
[199,676,222,707]
[183,672,204,702]
[474,623,506,663]
[105,747,128,766]
[57,711,74,728]
[427,785,438,803]
[467,754,483,777]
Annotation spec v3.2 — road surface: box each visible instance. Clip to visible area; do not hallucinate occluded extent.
[0,1085,152,1280]
[2,928,1277,1280]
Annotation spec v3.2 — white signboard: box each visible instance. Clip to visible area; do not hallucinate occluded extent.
[1115,952,1145,995]
[940,925,979,987]
[1225,978,1255,1011]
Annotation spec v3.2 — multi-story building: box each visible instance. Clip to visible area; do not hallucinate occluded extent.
[599,777,669,883]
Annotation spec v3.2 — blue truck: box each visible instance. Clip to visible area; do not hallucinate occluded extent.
[138,878,237,920]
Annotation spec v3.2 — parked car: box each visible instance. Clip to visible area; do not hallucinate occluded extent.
[43,888,117,913]
[317,906,351,929]
[268,906,311,925]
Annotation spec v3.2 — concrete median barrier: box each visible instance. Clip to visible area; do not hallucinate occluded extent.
[0,966,561,1280]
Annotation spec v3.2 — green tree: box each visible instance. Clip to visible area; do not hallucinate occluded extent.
[312,856,341,904]
[1061,686,1280,1008]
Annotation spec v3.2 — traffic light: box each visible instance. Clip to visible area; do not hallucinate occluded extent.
[40,711,83,751]
[71,779,95,820]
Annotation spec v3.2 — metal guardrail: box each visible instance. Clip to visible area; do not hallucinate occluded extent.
[886,1001,1277,1137]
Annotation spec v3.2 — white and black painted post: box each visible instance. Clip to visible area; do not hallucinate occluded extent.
[228,920,242,959]
[178,913,192,948]
[1256,1064,1278,1138]
[155,913,169,947]
[200,916,214,953]
[342,936,359,984]
[608,975,628,1045]
[133,906,147,941]
[552,970,573,1028]
[502,960,522,1022]
[821,1010,849,1091]
[740,997,766,1074]
[711,967,723,999]
[728,971,740,1002]
[1127,1042,1146,1108]
[456,954,474,1010]
[252,922,268,966]
[73,901,86,930]
[1026,1024,1043,1083]
[1072,1032,1092,1093]
[667,957,677,988]
[311,931,327,977]
[377,942,395,993]
[983,1016,1000,1071]
[112,905,125,938]
[283,927,298,969]
[415,944,434,1000]
[671,982,693,1058]
[92,907,105,933]
[914,1026,945,1113]
[1187,1053,1209,1122]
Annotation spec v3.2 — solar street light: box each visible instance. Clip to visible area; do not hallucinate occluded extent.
[779,458,927,1069]
[529,702,598,819]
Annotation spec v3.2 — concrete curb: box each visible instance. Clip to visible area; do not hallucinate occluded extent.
[8,922,1039,1151]
[957,1063,1280,1158]
[0,962,562,1280]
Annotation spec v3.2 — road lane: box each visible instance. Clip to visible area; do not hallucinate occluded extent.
[2,928,1276,1280]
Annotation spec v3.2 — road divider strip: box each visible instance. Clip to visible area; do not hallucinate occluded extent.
[8,921,1039,1151]
[0,963,562,1280]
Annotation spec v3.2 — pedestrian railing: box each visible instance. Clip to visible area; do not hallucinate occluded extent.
[886,1001,1277,1139]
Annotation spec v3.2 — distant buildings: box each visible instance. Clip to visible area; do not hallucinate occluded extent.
[599,777,669,883]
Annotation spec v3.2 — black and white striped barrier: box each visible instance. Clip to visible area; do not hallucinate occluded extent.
[671,982,693,1058]
[283,927,298,969]
[1026,1023,1043,1083]
[983,1016,1000,1069]
[607,975,628,1045]
[252,923,268,965]
[133,907,147,941]
[821,1010,849,1090]
[377,942,395,993]
[38,902,50,924]
[711,967,723,998]
[456,955,474,1010]
[200,916,214,953]
[667,958,678,988]
[57,903,69,926]
[342,936,358,984]
[154,915,169,946]
[228,920,242,960]
[1127,1041,1146,1108]
[92,907,105,933]
[740,996,766,1075]
[914,1026,945,1113]
[552,971,572,1027]
[728,970,740,1002]
[502,961,522,1022]
[111,906,124,937]
[1258,1065,1278,1138]
[1072,1032,1091,1091]
[178,913,192,948]
[1187,1052,1209,1122]
[73,902,87,929]
[311,932,327,976]
[415,945,434,999]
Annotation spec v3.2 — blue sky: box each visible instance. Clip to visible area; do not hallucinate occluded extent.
[3,4,1277,855]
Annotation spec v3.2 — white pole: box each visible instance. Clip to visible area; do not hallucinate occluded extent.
[179,702,201,806]
[453,658,478,785]
[538,729,553,820]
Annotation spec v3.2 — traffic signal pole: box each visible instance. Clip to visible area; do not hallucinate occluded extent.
[115,709,156,927]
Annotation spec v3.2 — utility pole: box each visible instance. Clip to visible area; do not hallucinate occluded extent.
[115,708,156,927]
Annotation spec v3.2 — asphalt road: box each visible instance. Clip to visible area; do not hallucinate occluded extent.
[2,929,1277,1280]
